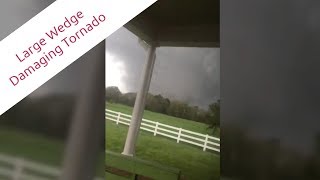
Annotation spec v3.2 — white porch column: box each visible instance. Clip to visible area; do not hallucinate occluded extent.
[122,44,157,156]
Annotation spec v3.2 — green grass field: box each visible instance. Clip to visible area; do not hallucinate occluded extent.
[106,103,220,180]
[106,102,220,137]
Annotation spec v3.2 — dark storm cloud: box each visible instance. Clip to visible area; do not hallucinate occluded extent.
[105,27,147,93]
[222,0,320,154]
[151,47,220,108]
[105,27,220,109]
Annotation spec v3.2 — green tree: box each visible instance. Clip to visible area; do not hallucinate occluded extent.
[105,86,122,103]
[208,100,220,130]
[119,92,136,106]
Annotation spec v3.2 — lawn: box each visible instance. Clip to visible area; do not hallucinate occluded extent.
[106,102,220,137]
[106,121,220,180]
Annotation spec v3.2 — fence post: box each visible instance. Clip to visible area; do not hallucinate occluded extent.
[13,158,24,180]
[203,134,209,151]
[177,128,182,143]
[116,112,121,125]
[154,122,159,136]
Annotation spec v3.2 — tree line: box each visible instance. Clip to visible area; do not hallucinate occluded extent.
[105,86,220,130]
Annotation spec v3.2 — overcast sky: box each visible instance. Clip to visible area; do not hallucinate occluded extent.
[105,27,220,109]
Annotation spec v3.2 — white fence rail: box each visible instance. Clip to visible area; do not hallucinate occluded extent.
[106,109,220,153]
[0,153,103,180]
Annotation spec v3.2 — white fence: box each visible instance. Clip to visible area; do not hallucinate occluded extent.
[106,109,220,153]
[0,153,103,180]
